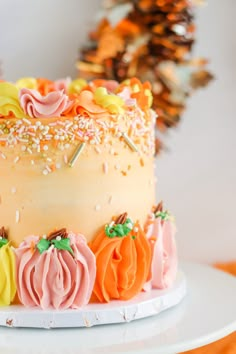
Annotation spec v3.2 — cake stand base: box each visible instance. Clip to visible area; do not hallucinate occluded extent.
[0,271,186,329]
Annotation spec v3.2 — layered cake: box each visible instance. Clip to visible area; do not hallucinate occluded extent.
[0,77,177,309]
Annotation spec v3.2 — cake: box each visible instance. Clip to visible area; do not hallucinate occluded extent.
[0,77,178,310]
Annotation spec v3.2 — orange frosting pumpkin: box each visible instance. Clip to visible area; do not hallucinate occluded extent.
[90,214,152,302]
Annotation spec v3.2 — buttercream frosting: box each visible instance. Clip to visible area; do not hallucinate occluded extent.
[90,216,151,302]
[0,242,16,306]
[15,232,96,309]
[0,82,24,118]
[19,88,69,118]
[144,207,178,290]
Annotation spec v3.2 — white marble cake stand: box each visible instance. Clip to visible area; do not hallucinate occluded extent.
[0,271,186,329]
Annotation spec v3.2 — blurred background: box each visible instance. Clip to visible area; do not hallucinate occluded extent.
[0,0,235,263]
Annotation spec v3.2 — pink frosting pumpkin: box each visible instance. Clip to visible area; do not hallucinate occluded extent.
[15,230,96,309]
[144,202,178,290]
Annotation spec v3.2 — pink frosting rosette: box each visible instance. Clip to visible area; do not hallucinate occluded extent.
[15,229,96,309]
[19,88,69,118]
[144,202,178,290]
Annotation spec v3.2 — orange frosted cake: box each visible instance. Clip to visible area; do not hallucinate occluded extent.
[0,77,177,309]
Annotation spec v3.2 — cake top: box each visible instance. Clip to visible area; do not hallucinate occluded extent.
[0,77,153,119]
[0,77,155,174]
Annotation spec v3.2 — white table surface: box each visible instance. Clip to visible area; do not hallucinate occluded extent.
[0,262,236,354]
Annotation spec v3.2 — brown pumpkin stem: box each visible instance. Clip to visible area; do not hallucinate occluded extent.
[0,227,7,239]
[154,201,163,214]
[48,228,68,241]
[115,212,128,225]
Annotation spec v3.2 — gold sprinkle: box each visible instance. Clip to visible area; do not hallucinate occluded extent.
[68,142,86,167]
[121,133,139,152]
[140,158,145,167]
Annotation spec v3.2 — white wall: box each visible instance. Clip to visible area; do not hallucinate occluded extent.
[0,0,235,263]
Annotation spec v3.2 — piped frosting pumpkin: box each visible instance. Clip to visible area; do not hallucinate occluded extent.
[144,202,178,290]
[90,213,151,302]
[15,228,96,309]
[0,227,16,306]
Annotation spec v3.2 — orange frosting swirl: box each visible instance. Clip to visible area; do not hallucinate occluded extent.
[63,90,109,119]
[90,223,151,302]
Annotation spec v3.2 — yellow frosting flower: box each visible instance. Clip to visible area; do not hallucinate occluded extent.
[16,77,37,90]
[68,79,87,95]
[0,244,16,306]
[94,87,124,114]
[0,82,25,118]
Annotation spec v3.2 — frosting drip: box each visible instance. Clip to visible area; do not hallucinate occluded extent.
[15,233,96,309]
[0,244,16,306]
[19,88,69,118]
[90,222,151,302]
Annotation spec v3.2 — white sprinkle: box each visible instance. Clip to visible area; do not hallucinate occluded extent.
[18,138,28,144]
[95,146,101,154]
[22,118,31,125]
[65,122,73,129]
[11,187,17,194]
[14,156,20,164]
[126,223,133,229]
[54,135,60,140]
[109,221,115,228]
[15,210,20,223]
[84,136,89,141]
[31,160,35,165]
[43,169,49,176]
[56,236,62,241]
[27,147,32,154]
[103,162,109,174]
[43,145,48,151]
[32,137,40,144]
[42,234,47,239]
[65,143,70,149]
[95,204,101,211]
[46,157,52,162]
[45,165,52,173]
[35,121,41,127]
[0,152,6,159]
[56,162,61,169]
[134,227,139,233]
[115,163,120,170]
[64,155,68,164]
[0,236,2,240]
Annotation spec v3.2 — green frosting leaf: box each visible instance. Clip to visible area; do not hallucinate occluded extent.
[105,218,133,238]
[51,238,74,255]
[36,237,74,256]
[155,211,173,221]
[37,238,50,254]
[0,238,8,249]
